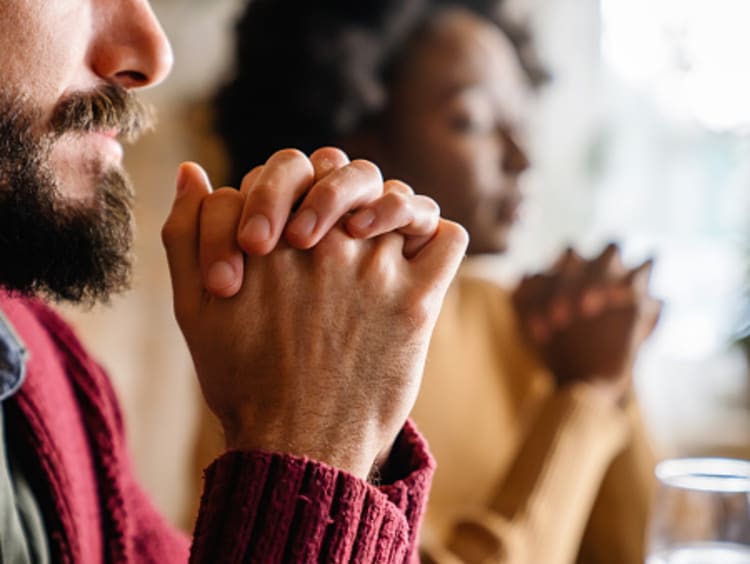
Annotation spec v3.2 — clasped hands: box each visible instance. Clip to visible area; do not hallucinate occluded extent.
[161,147,468,479]
[513,244,662,406]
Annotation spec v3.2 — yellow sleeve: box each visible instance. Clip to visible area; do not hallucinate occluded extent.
[421,384,630,564]
[575,398,657,564]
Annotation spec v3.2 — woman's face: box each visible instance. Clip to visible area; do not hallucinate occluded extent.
[378,8,532,255]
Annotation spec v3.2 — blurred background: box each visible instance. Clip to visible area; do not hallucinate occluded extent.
[61,0,750,527]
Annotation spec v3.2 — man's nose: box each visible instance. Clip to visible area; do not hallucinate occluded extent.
[89,0,174,90]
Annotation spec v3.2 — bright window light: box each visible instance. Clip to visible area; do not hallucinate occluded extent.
[602,0,750,131]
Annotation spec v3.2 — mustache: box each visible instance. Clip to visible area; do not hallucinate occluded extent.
[49,84,155,143]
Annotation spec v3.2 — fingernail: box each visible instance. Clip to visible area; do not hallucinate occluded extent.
[349,209,376,232]
[207,260,237,291]
[288,208,317,239]
[241,214,271,244]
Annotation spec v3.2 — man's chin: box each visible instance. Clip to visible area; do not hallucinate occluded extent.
[0,167,135,306]
[50,150,126,202]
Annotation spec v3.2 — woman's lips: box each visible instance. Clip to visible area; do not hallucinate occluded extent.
[496,198,522,223]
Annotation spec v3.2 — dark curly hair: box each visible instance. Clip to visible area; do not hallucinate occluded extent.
[215,0,548,185]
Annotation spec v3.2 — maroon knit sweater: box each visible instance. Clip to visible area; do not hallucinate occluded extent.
[0,293,434,563]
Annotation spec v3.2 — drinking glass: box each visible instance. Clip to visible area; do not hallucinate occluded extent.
[646,457,750,563]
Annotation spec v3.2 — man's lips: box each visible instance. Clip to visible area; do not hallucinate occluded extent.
[92,129,123,160]
[52,130,124,165]
[52,127,124,163]
[98,128,120,139]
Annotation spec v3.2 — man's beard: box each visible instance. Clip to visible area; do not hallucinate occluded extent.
[0,85,153,305]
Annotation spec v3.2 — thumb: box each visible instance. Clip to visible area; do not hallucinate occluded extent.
[161,162,212,310]
[409,219,469,297]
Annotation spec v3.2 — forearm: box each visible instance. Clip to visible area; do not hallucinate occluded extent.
[423,383,629,564]
[577,397,657,564]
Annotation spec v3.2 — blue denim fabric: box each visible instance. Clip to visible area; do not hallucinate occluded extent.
[0,311,27,402]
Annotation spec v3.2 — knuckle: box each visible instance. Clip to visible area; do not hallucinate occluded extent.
[384,179,414,196]
[240,168,259,187]
[245,182,279,209]
[315,228,359,264]
[442,220,469,247]
[239,166,264,193]
[311,180,344,208]
[310,146,350,164]
[350,159,383,182]
[265,244,298,277]
[384,190,409,208]
[417,195,440,216]
[268,147,308,165]
[204,187,240,207]
[454,222,470,245]
[331,238,359,264]
[366,256,391,287]
[365,236,400,284]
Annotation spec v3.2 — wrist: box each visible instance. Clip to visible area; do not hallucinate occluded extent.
[222,419,381,480]
[562,380,626,411]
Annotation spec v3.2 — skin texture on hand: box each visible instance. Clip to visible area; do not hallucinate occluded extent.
[161,151,468,479]
[512,244,662,405]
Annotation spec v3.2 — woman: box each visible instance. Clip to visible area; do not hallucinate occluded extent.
[193,1,661,562]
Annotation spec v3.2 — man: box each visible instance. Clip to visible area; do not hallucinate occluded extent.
[0,1,467,562]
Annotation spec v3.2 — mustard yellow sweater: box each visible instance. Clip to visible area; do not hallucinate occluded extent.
[413,272,656,564]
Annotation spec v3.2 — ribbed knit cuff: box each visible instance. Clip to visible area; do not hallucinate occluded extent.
[190,420,434,564]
